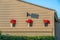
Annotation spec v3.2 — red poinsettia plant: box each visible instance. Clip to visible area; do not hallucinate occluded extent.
[26,19,33,23]
[43,19,50,24]
[10,19,16,24]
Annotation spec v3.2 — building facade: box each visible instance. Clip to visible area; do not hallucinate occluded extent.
[0,0,57,36]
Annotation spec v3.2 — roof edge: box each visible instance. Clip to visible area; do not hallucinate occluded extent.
[20,0,56,11]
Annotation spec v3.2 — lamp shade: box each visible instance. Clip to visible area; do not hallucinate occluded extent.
[43,20,50,24]
[26,19,33,23]
[10,19,16,24]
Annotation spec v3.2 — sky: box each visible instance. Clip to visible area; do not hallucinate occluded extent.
[23,0,60,18]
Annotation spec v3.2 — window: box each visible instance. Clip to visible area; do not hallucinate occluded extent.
[31,13,39,19]
[26,12,39,19]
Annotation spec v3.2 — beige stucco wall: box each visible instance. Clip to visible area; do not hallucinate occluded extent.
[0,0,55,36]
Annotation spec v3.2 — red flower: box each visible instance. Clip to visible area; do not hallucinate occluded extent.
[26,19,33,23]
[43,20,50,24]
[10,19,16,24]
